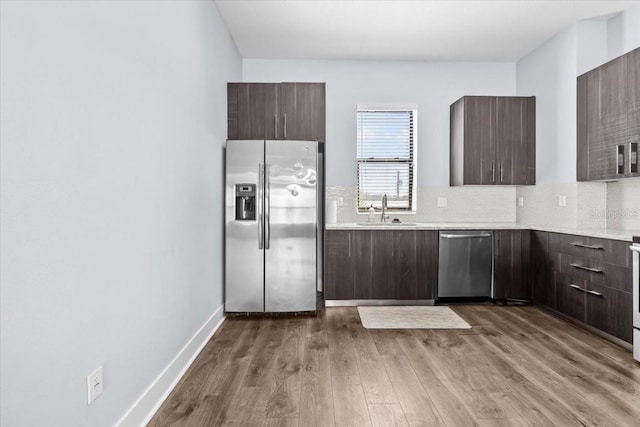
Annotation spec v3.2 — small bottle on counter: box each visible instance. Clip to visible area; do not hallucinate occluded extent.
[368,205,376,223]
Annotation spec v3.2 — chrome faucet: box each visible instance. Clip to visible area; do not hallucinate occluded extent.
[380,194,389,223]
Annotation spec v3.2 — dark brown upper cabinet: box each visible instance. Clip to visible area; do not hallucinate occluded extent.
[450,96,536,186]
[577,47,640,181]
[227,82,325,142]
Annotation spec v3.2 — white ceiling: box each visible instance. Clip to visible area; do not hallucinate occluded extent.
[215,0,639,62]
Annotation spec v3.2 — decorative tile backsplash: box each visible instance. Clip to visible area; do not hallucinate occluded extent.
[328,180,640,231]
[516,182,608,229]
[327,185,516,223]
[516,181,639,230]
[606,180,640,231]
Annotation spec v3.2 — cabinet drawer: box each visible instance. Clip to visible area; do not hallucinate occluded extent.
[583,284,633,343]
[548,233,631,267]
[554,272,585,321]
[550,252,632,293]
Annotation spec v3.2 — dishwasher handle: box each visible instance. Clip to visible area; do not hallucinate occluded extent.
[440,233,492,239]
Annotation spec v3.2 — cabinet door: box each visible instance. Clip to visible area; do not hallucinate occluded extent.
[627,47,640,177]
[353,231,394,299]
[601,56,628,169]
[415,230,439,300]
[577,75,589,181]
[227,83,278,140]
[394,230,438,300]
[589,57,627,180]
[394,231,419,299]
[531,231,554,308]
[497,98,525,185]
[324,231,354,300]
[585,70,602,180]
[464,97,497,185]
[493,230,531,300]
[279,83,326,142]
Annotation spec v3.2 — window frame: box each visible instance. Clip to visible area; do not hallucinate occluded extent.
[356,106,417,214]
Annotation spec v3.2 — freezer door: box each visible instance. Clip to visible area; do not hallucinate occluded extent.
[264,140,317,312]
[225,140,265,312]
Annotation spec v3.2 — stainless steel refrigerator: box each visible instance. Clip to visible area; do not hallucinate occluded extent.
[225,140,320,313]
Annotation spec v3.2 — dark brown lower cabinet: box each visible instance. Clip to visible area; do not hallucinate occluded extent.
[324,230,354,300]
[535,231,633,343]
[584,284,633,343]
[353,230,395,299]
[396,230,439,300]
[493,230,531,300]
[324,229,438,300]
[555,273,586,321]
[531,231,554,308]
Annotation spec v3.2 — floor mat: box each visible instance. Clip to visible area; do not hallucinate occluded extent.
[357,305,472,329]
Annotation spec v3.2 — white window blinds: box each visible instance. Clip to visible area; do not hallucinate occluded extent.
[357,109,416,212]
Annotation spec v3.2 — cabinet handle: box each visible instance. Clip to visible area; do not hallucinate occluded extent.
[348,233,351,257]
[491,161,495,183]
[274,115,278,139]
[440,233,492,239]
[258,163,264,249]
[500,160,503,183]
[570,242,603,250]
[630,142,638,174]
[616,144,625,175]
[585,289,603,297]
[571,263,603,273]
[284,113,287,139]
[570,283,585,292]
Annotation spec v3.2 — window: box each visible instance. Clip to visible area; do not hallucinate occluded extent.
[356,108,416,212]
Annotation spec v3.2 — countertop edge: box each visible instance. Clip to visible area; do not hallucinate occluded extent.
[325,223,636,242]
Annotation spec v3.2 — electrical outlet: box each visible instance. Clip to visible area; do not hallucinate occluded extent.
[558,195,567,207]
[437,197,447,208]
[87,366,103,405]
[517,197,524,207]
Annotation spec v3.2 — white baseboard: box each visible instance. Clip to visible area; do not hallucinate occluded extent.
[115,305,225,427]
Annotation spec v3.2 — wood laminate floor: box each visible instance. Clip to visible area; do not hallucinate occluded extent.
[149,305,640,427]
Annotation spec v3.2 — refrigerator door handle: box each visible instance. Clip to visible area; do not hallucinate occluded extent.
[265,163,271,250]
[258,163,264,249]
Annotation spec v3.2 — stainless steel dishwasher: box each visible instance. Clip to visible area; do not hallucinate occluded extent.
[438,230,493,299]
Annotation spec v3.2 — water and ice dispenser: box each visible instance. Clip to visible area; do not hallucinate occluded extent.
[235,184,256,221]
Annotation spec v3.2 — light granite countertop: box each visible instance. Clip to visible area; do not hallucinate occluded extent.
[326,222,637,241]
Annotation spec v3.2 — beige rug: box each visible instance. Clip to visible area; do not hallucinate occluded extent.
[357,306,472,329]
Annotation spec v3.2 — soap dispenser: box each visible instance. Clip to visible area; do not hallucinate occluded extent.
[368,205,376,223]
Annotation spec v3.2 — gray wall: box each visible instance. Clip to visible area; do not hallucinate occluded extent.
[0,1,240,426]
[243,60,516,187]
[516,24,580,184]
[608,6,640,59]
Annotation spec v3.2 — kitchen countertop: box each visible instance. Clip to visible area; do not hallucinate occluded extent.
[326,222,637,241]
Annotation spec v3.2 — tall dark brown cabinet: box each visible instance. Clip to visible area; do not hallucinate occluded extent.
[577,47,640,181]
[450,96,536,186]
[227,82,325,142]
